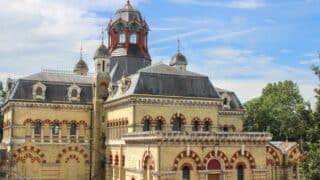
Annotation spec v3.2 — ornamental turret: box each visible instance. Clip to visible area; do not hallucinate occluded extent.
[170,40,188,71]
[74,47,89,75]
[94,30,111,73]
[107,0,150,60]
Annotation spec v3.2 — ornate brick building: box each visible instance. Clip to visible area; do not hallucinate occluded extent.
[0,1,302,180]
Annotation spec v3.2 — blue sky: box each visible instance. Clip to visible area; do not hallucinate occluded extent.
[0,0,319,105]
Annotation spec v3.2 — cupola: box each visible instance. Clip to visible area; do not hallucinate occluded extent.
[74,47,89,76]
[107,0,150,59]
[170,40,188,71]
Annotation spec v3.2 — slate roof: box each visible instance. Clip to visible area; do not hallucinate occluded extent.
[108,63,220,101]
[216,88,244,110]
[7,72,93,103]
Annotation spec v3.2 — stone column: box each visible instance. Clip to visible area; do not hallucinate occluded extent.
[31,126,35,143]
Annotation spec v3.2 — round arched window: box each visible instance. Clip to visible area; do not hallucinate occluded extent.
[71,89,78,97]
[119,33,126,43]
[36,87,42,96]
[130,33,137,44]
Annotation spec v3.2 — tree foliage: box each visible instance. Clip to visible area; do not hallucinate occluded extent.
[243,57,320,179]
[244,80,310,141]
[301,64,320,179]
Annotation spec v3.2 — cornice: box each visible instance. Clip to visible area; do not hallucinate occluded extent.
[219,110,245,116]
[2,100,92,112]
[104,94,223,110]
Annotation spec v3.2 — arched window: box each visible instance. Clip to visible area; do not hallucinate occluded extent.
[130,33,137,44]
[203,121,211,131]
[182,166,190,180]
[70,123,77,135]
[34,122,41,135]
[52,123,60,135]
[223,98,228,105]
[172,117,183,131]
[192,120,200,131]
[223,126,229,132]
[155,120,163,131]
[237,165,245,180]
[71,89,78,98]
[36,87,42,96]
[143,119,151,131]
[119,33,125,43]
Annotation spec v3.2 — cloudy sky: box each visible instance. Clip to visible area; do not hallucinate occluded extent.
[0,0,319,105]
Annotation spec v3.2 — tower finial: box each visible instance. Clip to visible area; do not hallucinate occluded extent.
[80,44,83,59]
[177,38,181,52]
[101,28,104,45]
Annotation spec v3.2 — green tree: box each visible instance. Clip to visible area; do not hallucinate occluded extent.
[244,80,310,141]
[301,62,320,179]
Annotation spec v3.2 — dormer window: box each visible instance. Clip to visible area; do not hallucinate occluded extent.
[221,93,231,109]
[68,84,81,102]
[119,33,126,44]
[130,33,137,44]
[120,76,131,93]
[36,87,42,96]
[32,82,46,101]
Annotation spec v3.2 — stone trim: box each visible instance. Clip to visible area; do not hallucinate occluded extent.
[2,101,92,112]
[219,110,245,115]
[104,95,223,110]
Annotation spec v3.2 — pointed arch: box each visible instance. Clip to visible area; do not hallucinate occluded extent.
[172,150,203,171]
[230,150,256,169]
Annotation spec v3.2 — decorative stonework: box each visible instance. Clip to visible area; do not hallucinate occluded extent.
[172,150,203,171]
[13,145,47,164]
[105,95,223,110]
[288,147,303,165]
[123,131,272,144]
[106,117,128,127]
[120,76,131,93]
[219,110,245,116]
[108,82,118,96]
[23,118,88,127]
[230,150,256,169]
[154,116,166,124]
[203,150,230,169]
[142,151,155,170]
[170,113,186,125]
[67,84,81,102]
[2,101,92,112]
[56,146,89,164]
[266,146,280,166]
[32,82,46,101]
[141,115,153,124]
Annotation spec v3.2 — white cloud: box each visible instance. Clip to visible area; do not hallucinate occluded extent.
[150,29,209,45]
[195,28,256,43]
[184,47,318,107]
[0,0,147,74]
[169,0,266,9]
[300,59,319,65]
